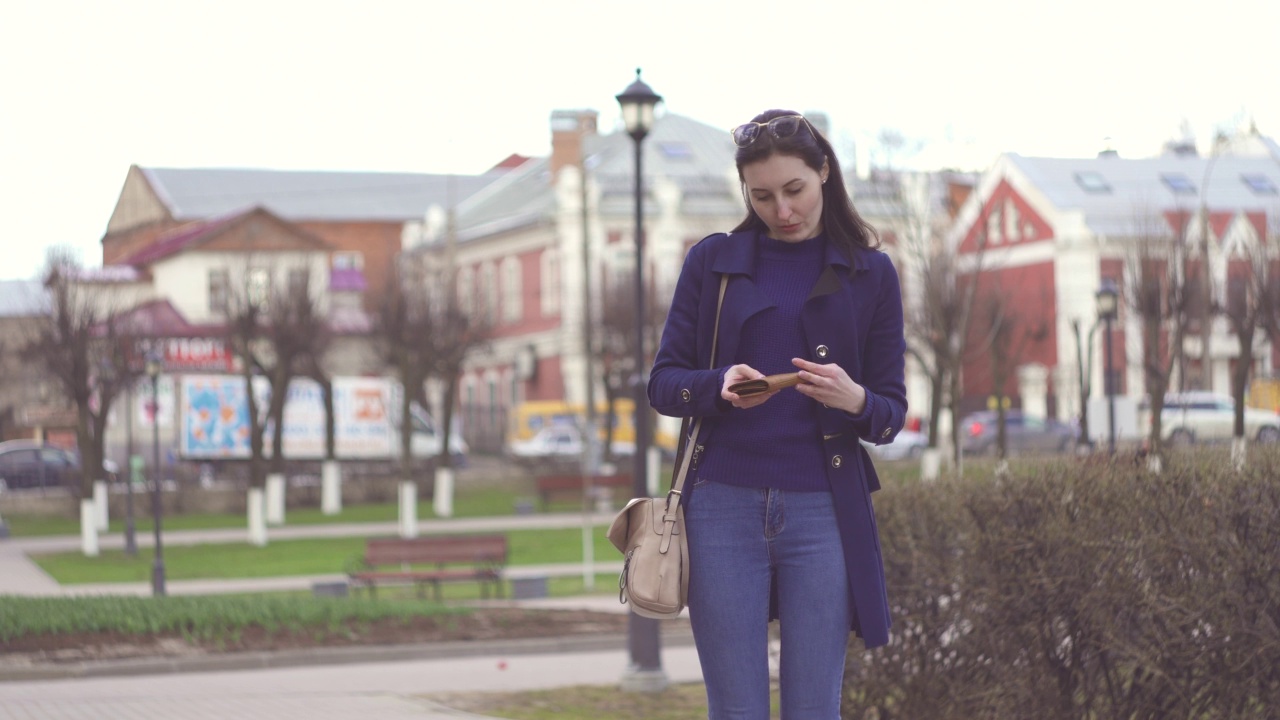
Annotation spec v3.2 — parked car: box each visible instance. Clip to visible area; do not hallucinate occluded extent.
[0,441,112,492]
[960,410,1077,456]
[1140,392,1280,446]
[862,429,929,461]
[506,425,635,468]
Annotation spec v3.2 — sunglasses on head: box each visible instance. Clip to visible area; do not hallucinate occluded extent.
[730,115,815,147]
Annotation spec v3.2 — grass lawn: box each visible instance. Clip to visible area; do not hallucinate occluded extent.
[31,525,619,585]
[1,484,607,537]
[433,681,782,720]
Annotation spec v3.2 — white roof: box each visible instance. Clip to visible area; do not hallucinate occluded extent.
[1007,153,1280,237]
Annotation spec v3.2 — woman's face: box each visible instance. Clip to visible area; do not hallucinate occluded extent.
[741,153,829,242]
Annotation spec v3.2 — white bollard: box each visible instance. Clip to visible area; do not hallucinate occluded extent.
[247,487,267,547]
[920,448,941,482]
[79,499,99,557]
[321,460,342,515]
[265,473,286,525]
[399,481,418,538]
[433,467,454,518]
[1231,437,1247,472]
[93,480,109,531]
[646,446,662,497]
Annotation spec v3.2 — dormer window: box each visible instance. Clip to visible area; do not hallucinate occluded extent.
[1074,172,1111,194]
[1161,173,1197,195]
[1241,173,1278,195]
[657,142,693,160]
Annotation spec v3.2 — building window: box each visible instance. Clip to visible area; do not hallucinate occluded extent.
[1241,173,1278,195]
[332,251,364,270]
[208,268,229,314]
[247,268,271,308]
[1074,172,1111,194]
[286,268,310,300]
[501,256,522,324]
[479,261,497,324]
[457,266,474,315]
[540,248,560,316]
[1161,173,1197,195]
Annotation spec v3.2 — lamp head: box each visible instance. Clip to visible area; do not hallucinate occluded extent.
[615,68,662,141]
[1095,279,1119,320]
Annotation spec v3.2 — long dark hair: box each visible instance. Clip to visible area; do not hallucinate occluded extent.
[731,109,880,255]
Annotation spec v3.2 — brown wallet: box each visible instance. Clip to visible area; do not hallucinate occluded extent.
[727,372,803,397]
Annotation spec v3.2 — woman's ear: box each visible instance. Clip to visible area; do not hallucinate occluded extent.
[821,158,830,184]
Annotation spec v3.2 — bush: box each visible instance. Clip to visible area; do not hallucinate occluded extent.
[845,452,1280,719]
[0,594,467,645]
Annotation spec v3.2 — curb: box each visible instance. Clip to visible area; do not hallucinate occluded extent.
[0,627,696,683]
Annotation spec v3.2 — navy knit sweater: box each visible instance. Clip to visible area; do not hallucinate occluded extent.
[698,234,829,492]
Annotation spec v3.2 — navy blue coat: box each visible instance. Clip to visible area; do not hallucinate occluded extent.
[648,229,907,648]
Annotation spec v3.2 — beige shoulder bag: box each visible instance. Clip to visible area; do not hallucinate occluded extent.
[607,274,728,619]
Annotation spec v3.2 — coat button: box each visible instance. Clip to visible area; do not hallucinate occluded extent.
[681,389,691,402]
[815,345,829,358]
[882,428,892,438]
[831,455,843,468]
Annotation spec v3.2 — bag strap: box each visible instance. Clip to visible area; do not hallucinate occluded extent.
[667,273,729,500]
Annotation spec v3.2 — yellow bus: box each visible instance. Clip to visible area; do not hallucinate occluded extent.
[509,399,678,454]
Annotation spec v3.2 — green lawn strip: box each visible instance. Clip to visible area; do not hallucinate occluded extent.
[0,593,469,644]
[436,680,781,720]
[31,527,619,584]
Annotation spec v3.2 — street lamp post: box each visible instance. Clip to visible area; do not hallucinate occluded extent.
[123,377,137,557]
[616,67,665,692]
[145,346,167,596]
[1096,280,1119,455]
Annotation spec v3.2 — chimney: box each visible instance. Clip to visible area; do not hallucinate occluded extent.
[549,109,599,184]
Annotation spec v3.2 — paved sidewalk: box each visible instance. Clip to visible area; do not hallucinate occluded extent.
[0,641,704,719]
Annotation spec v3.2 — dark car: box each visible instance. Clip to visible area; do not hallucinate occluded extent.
[0,440,83,491]
[960,410,1077,456]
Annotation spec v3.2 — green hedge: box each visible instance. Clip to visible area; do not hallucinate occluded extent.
[0,594,466,646]
[847,452,1280,719]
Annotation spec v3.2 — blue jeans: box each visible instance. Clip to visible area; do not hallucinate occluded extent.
[685,479,852,720]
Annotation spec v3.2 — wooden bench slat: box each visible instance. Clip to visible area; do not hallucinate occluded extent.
[534,474,632,510]
[348,534,508,600]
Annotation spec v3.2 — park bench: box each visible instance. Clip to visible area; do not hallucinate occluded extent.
[346,534,507,600]
[534,473,633,511]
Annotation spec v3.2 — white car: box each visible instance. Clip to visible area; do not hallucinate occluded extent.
[507,425,634,466]
[1140,392,1280,445]
[862,429,929,461]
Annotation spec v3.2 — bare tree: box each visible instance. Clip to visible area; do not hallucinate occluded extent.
[1221,212,1280,466]
[260,269,326,480]
[430,299,488,475]
[893,171,989,475]
[376,265,488,487]
[21,250,142,552]
[1123,209,1194,468]
[968,279,1051,462]
[223,269,269,495]
[376,268,436,486]
[598,273,668,462]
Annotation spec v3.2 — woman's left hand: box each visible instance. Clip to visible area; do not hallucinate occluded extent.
[792,358,867,415]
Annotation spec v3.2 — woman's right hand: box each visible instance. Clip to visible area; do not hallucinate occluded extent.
[722,364,778,409]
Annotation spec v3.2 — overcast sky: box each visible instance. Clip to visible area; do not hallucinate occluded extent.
[3,0,1277,281]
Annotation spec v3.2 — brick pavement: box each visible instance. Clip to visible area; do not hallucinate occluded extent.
[0,645,704,719]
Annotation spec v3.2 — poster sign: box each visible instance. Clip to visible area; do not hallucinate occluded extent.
[181,375,254,458]
[179,375,395,459]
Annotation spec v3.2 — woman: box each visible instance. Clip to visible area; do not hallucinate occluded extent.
[648,110,907,719]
